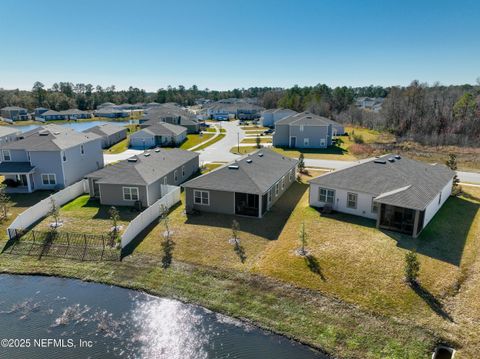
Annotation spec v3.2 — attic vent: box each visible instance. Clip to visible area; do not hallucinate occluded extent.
[258,152,264,157]
[246,159,252,163]
[388,157,395,162]
[127,158,138,162]
[394,155,401,159]
[228,164,239,170]
[374,159,386,164]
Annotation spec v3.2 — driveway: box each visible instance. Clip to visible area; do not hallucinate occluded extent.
[197,120,246,163]
[103,149,143,164]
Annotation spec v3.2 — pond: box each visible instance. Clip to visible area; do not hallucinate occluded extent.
[0,275,326,358]
[10,120,138,133]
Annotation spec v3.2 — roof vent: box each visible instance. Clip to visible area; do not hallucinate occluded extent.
[127,157,138,162]
[388,157,395,162]
[39,130,49,136]
[228,164,239,170]
[144,152,151,157]
[258,152,263,157]
[394,155,401,159]
[246,159,252,163]
[154,148,160,153]
[374,159,386,164]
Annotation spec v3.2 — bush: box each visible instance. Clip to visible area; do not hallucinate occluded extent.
[405,250,420,284]
[352,134,365,144]
[349,143,375,156]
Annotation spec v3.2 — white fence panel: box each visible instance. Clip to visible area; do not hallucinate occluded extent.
[121,185,181,248]
[7,179,89,235]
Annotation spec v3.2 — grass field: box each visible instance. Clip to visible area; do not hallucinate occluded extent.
[1,176,480,357]
[241,137,272,144]
[179,133,215,149]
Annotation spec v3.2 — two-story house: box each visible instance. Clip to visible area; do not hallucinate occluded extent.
[0,124,104,192]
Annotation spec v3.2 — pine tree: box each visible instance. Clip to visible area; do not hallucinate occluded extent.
[446,153,461,194]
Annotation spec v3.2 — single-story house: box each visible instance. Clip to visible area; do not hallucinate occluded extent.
[273,111,335,148]
[38,110,65,121]
[129,122,187,149]
[94,107,129,118]
[182,149,298,218]
[260,108,297,127]
[308,155,455,237]
[140,104,200,133]
[86,148,199,207]
[1,106,29,121]
[61,109,92,120]
[0,126,21,145]
[83,123,127,148]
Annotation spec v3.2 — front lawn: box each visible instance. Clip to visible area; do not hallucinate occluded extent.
[179,133,214,149]
[241,137,272,144]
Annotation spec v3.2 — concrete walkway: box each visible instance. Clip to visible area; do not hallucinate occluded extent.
[188,124,220,151]
[104,149,143,164]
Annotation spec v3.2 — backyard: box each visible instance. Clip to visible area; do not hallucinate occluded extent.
[1,176,480,357]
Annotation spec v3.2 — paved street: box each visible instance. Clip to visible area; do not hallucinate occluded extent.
[197,120,246,163]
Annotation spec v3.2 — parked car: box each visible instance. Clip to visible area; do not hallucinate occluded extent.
[264,129,274,135]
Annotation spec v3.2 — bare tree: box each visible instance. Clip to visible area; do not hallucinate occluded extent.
[0,184,10,221]
[108,206,120,247]
[48,196,60,230]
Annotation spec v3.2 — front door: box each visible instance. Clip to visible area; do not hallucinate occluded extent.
[290,136,296,148]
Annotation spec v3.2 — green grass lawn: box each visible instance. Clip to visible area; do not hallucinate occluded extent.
[2,178,480,357]
[241,137,272,144]
[241,125,268,131]
[104,124,140,154]
[179,133,214,149]
[230,146,258,155]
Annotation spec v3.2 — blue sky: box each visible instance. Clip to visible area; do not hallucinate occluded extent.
[1,0,479,91]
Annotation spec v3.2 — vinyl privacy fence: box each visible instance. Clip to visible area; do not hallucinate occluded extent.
[7,180,89,239]
[121,185,181,248]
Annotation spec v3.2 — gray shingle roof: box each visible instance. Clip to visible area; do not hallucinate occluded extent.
[0,162,35,173]
[40,110,63,116]
[276,111,337,126]
[60,108,91,115]
[86,148,198,186]
[1,106,27,111]
[182,148,298,194]
[309,155,455,210]
[0,126,20,137]
[0,124,101,151]
[141,122,187,136]
[84,123,127,137]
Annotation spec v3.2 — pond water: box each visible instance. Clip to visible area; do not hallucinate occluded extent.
[10,120,138,133]
[0,275,326,359]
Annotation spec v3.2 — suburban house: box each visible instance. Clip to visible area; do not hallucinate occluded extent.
[0,124,104,193]
[308,155,454,237]
[260,108,297,127]
[34,107,49,117]
[97,102,116,109]
[203,99,264,120]
[86,148,199,208]
[83,123,127,148]
[94,107,129,118]
[273,111,337,148]
[182,149,298,218]
[355,97,384,112]
[1,106,29,121]
[61,108,93,120]
[129,122,187,149]
[38,110,65,121]
[140,104,200,133]
[0,126,21,145]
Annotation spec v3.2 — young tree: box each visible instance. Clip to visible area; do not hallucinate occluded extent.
[298,222,308,256]
[230,219,246,262]
[108,206,120,247]
[404,250,420,284]
[231,219,240,244]
[159,205,175,268]
[255,135,261,149]
[298,153,305,174]
[0,184,10,221]
[446,153,461,194]
[48,196,60,230]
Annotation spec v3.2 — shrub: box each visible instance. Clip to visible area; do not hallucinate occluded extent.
[352,134,365,144]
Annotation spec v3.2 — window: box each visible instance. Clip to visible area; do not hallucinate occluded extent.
[194,190,209,205]
[2,150,11,161]
[174,170,178,181]
[304,138,309,146]
[275,182,279,196]
[372,198,378,213]
[182,166,185,178]
[41,173,56,185]
[281,176,285,189]
[299,125,304,132]
[163,176,167,185]
[319,188,335,204]
[347,192,358,209]
[62,151,67,162]
[80,145,84,155]
[123,187,139,201]
[268,188,272,203]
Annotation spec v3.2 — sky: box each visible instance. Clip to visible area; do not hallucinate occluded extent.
[1,0,479,91]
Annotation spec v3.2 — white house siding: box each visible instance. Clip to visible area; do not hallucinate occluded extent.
[423,178,453,229]
[260,112,274,127]
[309,184,378,220]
